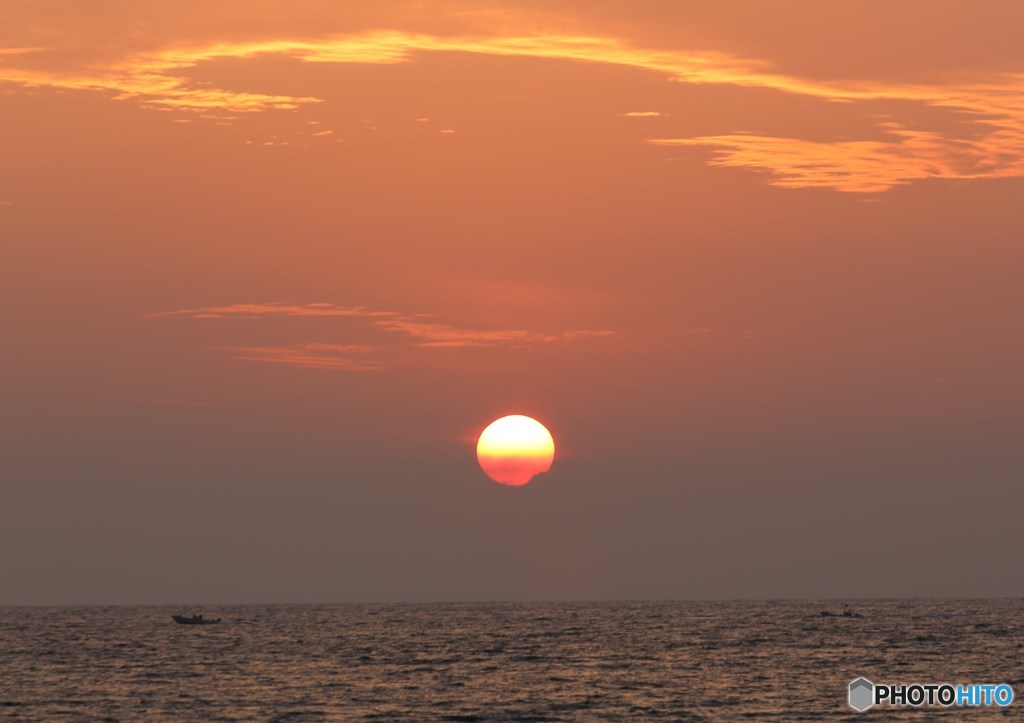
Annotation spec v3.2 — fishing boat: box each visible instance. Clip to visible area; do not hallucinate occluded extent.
[172,614,222,625]
[819,604,861,618]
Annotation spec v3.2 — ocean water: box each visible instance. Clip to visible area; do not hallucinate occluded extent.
[1,599,1022,720]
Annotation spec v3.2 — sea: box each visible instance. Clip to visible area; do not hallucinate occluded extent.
[1,599,1022,720]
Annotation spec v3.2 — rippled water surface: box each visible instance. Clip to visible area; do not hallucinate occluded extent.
[1,600,1022,720]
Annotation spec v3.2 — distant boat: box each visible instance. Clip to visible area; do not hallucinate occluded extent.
[172,614,222,625]
[819,604,861,619]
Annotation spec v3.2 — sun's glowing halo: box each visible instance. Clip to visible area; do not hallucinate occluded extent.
[476,415,555,486]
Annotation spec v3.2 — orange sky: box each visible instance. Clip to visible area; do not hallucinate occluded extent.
[2,1,1022,603]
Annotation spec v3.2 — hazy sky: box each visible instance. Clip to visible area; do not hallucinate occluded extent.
[2,1,1022,604]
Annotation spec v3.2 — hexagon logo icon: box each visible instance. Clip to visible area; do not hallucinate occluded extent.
[849,678,874,712]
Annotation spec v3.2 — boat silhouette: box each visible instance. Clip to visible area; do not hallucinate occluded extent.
[172,614,222,625]
[819,604,861,618]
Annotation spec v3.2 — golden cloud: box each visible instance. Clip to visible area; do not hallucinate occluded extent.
[4,32,1023,191]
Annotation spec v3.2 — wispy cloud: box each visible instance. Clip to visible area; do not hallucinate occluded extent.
[622,111,663,117]
[147,302,397,319]
[651,118,1024,192]
[0,32,762,113]
[150,301,616,370]
[230,343,384,371]
[375,317,615,348]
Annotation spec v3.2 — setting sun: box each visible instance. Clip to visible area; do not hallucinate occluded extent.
[476,415,555,486]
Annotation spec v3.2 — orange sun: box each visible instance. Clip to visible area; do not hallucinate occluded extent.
[476,415,555,486]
